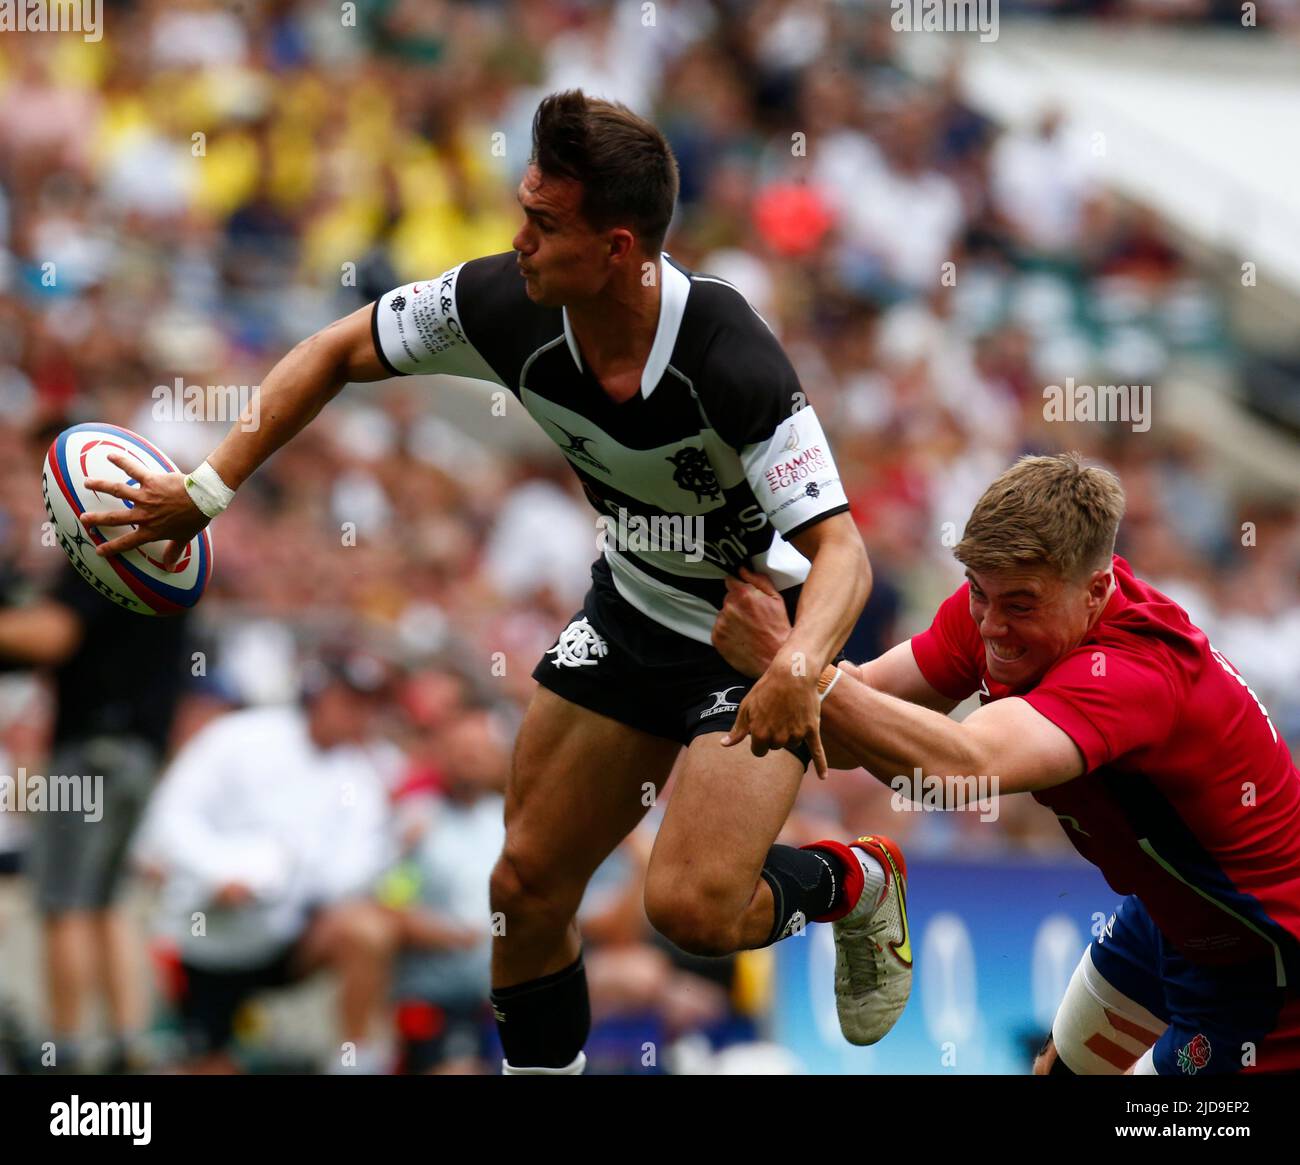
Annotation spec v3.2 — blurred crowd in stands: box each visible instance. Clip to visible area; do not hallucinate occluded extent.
[0,0,1296,1072]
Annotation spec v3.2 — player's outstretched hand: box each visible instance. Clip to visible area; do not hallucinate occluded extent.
[81,451,210,564]
[712,567,792,679]
[722,663,829,780]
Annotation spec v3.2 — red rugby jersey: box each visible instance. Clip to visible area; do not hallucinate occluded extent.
[911,556,1300,983]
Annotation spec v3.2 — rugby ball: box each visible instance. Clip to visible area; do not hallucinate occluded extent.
[42,423,214,616]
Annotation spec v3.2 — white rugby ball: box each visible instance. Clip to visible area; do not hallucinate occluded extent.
[42,423,214,616]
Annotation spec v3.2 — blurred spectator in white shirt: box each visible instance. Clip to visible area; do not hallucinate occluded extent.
[133,647,403,1073]
[990,109,1096,255]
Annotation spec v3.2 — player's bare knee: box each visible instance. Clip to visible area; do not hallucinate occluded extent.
[649,910,737,958]
[489,848,535,917]
[644,886,739,957]
[489,846,581,931]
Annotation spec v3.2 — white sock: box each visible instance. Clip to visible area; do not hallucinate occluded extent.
[502,1051,587,1075]
[853,848,887,909]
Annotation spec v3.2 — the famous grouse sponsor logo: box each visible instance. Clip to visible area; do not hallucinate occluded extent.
[666,446,721,502]
[766,445,829,492]
[549,421,611,474]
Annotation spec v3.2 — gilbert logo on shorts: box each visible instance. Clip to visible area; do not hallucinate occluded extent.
[699,686,744,720]
[545,617,609,668]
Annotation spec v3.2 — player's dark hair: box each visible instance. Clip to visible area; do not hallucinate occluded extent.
[530,89,679,253]
[955,452,1126,581]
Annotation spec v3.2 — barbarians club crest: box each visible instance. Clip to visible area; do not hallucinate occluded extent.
[666,446,720,502]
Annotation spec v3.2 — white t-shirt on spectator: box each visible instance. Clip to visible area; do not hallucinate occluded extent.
[990,126,1094,251]
[134,705,399,970]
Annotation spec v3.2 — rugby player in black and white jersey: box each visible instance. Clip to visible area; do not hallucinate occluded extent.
[84,91,912,1073]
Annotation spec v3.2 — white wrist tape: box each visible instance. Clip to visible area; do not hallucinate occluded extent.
[817,665,843,703]
[184,460,236,519]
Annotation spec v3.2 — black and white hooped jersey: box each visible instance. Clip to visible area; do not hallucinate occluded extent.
[371,252,850,644]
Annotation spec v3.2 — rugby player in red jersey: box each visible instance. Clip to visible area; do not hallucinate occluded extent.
[715,452,1300,1075]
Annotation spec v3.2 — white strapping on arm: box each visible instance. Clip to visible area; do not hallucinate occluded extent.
[184,459,235,519]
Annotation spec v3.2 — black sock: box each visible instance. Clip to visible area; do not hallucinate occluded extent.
[490,954,590,1069]
[759,845,844,946]
[802,844,856,916]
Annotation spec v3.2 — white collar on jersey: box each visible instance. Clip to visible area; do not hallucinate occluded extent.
[561,254,690,400]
